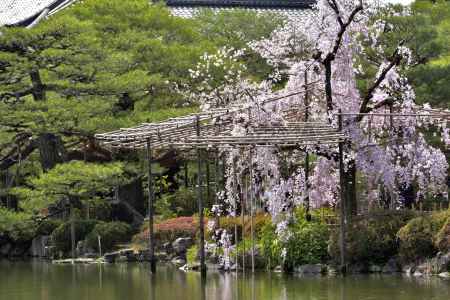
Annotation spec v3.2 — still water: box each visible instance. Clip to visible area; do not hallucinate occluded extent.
[0,261,449,300]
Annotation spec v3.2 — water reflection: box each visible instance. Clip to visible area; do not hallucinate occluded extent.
[0,261,449,300]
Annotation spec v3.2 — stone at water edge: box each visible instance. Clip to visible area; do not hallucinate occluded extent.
[172,237,193,256]
[369,265,382,273]
[104,251,120,263]
[432,252,450,274]
[0,243,11,256]
[382,258,400,273]
[294,264,325,274]
[413,271,423,277]
[171,256,187,267]
[402,264,416,275]
[273,265,283,273]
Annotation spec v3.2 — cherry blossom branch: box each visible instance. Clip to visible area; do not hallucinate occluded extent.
[357,42,404,121]
[320,0,363,114]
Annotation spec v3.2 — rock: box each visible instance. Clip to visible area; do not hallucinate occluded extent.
[179,264,189,272]
[171,256,186,267]
[382,258,400,273]
[416,261,431,275]
[294,264,325,274]
[326,265,338,275]
[402,264,416,275]
[73,258,96,264]
[0,243,11,256]
[155,252,168,262]
[104,251,120,263]
[116,255,128,263]
[369,265,382,273]
[172,238,193,256]
[163,242,173,255]
[230,264,240,271]
[431,252,450,274]
[438,272,450,279]
[413,271,423,277]
[273,265,283,273]
[190,262,202,271]
[347,263,367,274]
[116,248,137,262]
[83,252,98,259]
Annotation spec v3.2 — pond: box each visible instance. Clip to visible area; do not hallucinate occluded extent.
[0,261,449,300]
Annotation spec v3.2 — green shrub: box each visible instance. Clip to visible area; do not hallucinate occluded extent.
[397,211,450,262]
[259,208,329,271]
[164,188,197,217]
[86,221,132,252]
[36,219,62,236]
[187,245,198,264]
[435,218,450,252]
[329,210,415,265]
[259,223,283,268]
[51,220,98,253]
[284,214,329,270]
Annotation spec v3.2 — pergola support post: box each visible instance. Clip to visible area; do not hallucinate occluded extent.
[196,116,206,278]
[338,110,347,275]
[146,138,156,273]
[249,148,255,273]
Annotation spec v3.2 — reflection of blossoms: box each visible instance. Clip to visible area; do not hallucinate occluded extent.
[218,229,233,271]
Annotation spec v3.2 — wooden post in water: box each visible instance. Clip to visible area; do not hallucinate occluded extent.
[249,148,255,273]
[70,202,76,259]
[206,157,211,206]
[241,172,246,273]
[196,116,206,278]
[338,110,347,274]
[304,70,311,220]
[233,157,239,272]
[146,137,156,273]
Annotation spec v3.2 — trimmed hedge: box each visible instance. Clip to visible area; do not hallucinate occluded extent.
[397,210,450,262]
[329,210,416,265]
[86,221,132,252]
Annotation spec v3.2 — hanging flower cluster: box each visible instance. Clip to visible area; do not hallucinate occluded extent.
[182,0,449,244]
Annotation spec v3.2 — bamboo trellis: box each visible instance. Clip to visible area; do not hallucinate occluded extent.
[95,90,349,275]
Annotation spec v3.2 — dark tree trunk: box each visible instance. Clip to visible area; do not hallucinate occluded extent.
[38,133,67,170]
[399,184,415,209]
[345,159,357,216]
[29,69,46,101]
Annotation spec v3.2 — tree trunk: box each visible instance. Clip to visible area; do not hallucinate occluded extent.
[345,159,357,216]
[29,68,46,101]
[38,133,67,171]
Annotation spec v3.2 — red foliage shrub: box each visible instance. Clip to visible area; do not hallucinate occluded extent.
[133,217,201,247]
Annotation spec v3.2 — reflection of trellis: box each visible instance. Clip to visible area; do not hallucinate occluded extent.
[95,90,349,276]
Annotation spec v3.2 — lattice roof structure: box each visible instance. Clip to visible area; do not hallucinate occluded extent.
[95,90,346,151]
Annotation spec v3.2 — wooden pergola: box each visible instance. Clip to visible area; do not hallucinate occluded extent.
[95,92,349,276]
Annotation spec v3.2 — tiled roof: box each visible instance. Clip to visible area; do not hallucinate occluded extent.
[165,0,315,19]
[0,0,76,27]
[165,0,316,8]
[170,6,313,19]
[0,0,315,27]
